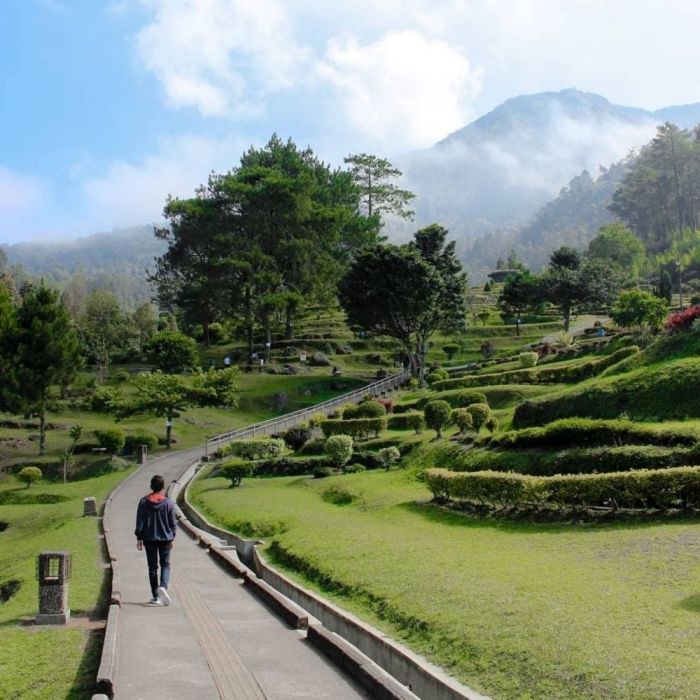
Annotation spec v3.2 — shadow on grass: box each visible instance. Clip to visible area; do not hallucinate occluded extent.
[398,500,700,536]
[0,488,69,505]
[678,593,700,612]
[67,627,104,699]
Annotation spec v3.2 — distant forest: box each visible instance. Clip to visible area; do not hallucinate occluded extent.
[1,226,165,309]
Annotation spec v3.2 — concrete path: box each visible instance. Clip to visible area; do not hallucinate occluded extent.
[106,447,368,700]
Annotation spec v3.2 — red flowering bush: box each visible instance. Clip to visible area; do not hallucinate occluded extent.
[665,305,700,333]
[377,398,393,414]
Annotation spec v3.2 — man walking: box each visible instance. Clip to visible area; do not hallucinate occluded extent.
[135,474,177,606]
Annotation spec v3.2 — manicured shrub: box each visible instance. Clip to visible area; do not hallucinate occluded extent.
[219,459,252,488]
[407,413,424,434]
[342,400,387,419]
[466,403,491,432]
[95,429,126,458]
[282,424,312,452]
[226,438,285,460]
[353,451,383,469]
[124,431,159,454]
[513,359,700,427]
[427,368,450,385]
[320,417,387,440]
[519,352,539,368]
[377,399,393,414]
[313,466,335,479]
[432,347,640,389]
[387,412,425,430]
[485,416,499,433]
[18,466,42,488]
[424,400,452,438]
[482,418,700,449]
[308,413,326,428]
[451,409,474,434]
[325,435,354,468]
[426,466,700,510]
[343,463,366,474]
[442,344,460,360]
[378,446,401,470]
[321,485,357,505]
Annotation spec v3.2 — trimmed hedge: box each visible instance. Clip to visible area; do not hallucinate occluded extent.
[426,466,700,509]
[513,359,700,427]
[432,347,640,389]
[320,417,387,440]
[387,412,425,430]
[342,400,387,419]
[445,444,700,477]
[480,418,700,449]
[124,431,159,454]
[214,438,285,460]
[252,457,325,476]
[415,390,487,410]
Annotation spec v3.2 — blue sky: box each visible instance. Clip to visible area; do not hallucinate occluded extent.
[3,0,700,244]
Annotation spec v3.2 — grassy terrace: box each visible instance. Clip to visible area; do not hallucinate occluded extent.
[0,470,133,699]
[190,464,700,700]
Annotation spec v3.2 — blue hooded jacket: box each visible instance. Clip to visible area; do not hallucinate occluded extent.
[135,492,177,542]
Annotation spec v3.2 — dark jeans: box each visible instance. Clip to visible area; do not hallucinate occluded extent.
[144,540,172,597]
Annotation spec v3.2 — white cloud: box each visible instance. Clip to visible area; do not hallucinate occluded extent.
[317,30,482,150]
[80,134,251,228]
[135,0,311,117]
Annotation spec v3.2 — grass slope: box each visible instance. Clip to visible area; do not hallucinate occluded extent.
[0,469,133,699]
[190,468,700,700]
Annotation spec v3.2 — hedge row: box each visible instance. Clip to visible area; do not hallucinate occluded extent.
[446,444,700,477]
[426,466,700,509]
[432,347,640,390]
[479,418,700,449]
[320,417,387,440]
[387,412,425,430]
[213,438,285,460]
[513,359,700,427]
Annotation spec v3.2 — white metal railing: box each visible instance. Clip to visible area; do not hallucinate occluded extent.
[204,369,411,458]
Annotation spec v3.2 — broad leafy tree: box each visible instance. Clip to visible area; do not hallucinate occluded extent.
[339,225,466,381]
[498,271,543,335]
[611,290,669,331]
[587,223,646,283]
[541,247,617,331]
[80,289,128,381]
[111,368,238,448]
[145,330,200,374]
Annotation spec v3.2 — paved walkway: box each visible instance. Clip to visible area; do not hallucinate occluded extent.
[106,447,368,700]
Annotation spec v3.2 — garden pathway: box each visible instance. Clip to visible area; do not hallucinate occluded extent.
[105,446,368,700]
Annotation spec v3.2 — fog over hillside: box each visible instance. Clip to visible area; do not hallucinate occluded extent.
[393,89,700,243]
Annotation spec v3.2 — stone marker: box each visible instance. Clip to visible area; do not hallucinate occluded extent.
[83,497,97,517]
[137,443,148,465]
[36,551,71,624]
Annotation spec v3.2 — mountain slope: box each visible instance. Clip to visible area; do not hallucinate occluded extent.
[396,89,700,241]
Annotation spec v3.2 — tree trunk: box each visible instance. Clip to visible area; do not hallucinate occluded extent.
[166,413,173,449]
[563,307,571,332]
[245,286,254,357]
[202,318,211,348]
[285,303,295,340]
[39,410,46,456]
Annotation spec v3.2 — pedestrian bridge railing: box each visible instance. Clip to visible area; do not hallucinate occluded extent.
[204,369,411,458]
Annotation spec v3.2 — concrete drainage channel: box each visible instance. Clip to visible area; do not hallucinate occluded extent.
[174,460,491,700]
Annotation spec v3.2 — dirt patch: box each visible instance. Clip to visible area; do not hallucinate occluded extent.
[0,438,29,449]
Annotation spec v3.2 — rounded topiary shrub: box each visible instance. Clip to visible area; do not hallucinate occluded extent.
[519,352,539,368]
[325,435,354,468]
[451,408,474,434]
[18,466,42,488]
[424,400,452,438]
[343,400,387,419]
[282,424,312,452]
[467,403,491,432]
[219,459,252,488]
[378,446,401,470]
[427,368,450,385]
[95,429,126,458]
[124,431,159,454]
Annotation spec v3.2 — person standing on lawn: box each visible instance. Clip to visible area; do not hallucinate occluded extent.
[135,474,177,605]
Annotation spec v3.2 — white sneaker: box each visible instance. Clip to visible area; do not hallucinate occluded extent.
[148,597,163,606]
[156,586,171,606]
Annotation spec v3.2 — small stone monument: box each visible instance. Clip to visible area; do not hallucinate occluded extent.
[83,497,97,517]
[137,443,148,465]
[36,551,71,624]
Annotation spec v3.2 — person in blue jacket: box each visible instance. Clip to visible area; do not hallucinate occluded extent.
[135,474,177,605]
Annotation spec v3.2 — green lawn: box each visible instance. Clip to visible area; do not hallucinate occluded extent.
[191,467,700,700]
[0,469,134,699]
